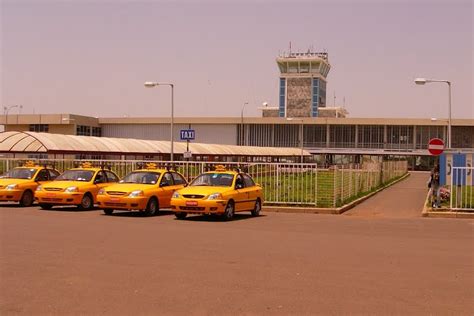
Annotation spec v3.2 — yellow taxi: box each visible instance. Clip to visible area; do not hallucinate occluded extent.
[35,162,120,210]
[0,161,60,207]
[96,163,187,216]
[171,165,263,220]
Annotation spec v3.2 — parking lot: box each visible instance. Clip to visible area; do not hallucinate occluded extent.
[1,204,472,315]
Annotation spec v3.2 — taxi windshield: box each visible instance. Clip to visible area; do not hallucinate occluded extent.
[190,173,234,187]
[121,172,160,184]
[56,170,94,182]
[0,168,37,179]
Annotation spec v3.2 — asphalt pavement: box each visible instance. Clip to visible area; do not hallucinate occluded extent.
[1,202,473,315]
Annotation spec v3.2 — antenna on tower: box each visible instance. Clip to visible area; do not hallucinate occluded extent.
[289,41,292,55]
[333,91,336,106]
[343,97,346,108]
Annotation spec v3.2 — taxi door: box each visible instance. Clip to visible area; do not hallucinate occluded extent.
[234,174,250,211]
[34,169,51,188]
[34,168,60,192]
[242,174,258,210]
[92,171,111,201]
[159,172,175,208]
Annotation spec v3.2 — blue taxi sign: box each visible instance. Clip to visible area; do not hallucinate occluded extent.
[180,129,195,141]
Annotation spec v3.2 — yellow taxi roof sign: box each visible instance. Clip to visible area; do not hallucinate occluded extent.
[145,162,158,170]
[80,162,94,169]
[214,165,227,172]
[23,161,37,168]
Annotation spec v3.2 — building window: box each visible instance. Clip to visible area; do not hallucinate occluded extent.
[299,62,309,73]
[312,78,319,117]
[279,78,286,117]
[92,127,102,137]
[76,125,91,136]
[288,62,298,73]
[29,124,49,132]
[310,61,320,73]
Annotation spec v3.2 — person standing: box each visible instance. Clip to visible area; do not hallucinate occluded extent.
[430,165,441,208]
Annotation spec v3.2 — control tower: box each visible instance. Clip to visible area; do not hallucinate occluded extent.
[276,50,330,117]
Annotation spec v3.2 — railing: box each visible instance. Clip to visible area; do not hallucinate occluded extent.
[0,158,408,208]
[335,160,408,207]
[450,167,474,211]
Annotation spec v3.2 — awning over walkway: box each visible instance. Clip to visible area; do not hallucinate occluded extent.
[0,131,311,157]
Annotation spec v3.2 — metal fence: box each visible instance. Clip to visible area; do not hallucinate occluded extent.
[0,158,408,208]
[450,167,474,211]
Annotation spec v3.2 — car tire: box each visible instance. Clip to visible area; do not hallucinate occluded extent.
[19,190,34,207]
[144,197,159,216]
[175,212,187,219]
[222,200,235,221]
[78,193,93,210]
[39,203,53,210]
[103,208,114,215]
[251,199,261,217]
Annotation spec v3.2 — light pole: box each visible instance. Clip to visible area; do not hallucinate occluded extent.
[241,102,248,145]
[144,82,175,161]
[3,105,22,130]
[415,78,452,149]
[287,117,304,163]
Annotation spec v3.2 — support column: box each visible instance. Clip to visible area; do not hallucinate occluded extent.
[326,124,330,148]
[354,125,359,148]
[413,125,417,150]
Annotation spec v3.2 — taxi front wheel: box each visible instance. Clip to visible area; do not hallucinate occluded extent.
[222,201,235,221]
[39,203,53,210]
[19,190,34,207]
[78,194,93,210]
[175,212,187,219]
[251,199,261,217]
[103,209,114,215]
[144,197,159,216]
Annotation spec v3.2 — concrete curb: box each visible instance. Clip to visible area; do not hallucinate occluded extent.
[263,172,410,215]
[422,192,474,219]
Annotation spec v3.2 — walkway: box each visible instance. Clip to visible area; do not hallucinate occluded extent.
[344,171,430,218]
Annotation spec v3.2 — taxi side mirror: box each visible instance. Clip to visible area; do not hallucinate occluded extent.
[236,183,244,189]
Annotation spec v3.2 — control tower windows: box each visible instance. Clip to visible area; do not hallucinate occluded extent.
[310,62,320,73]
[288,62,298,73]
[299,62,310,73]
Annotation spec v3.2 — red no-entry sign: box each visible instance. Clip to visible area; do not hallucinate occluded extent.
[428,138,444,156]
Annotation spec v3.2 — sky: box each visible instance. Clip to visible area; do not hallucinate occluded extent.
[1,0,472,119]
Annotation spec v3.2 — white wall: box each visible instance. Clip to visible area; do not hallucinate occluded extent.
[101,124,238,145]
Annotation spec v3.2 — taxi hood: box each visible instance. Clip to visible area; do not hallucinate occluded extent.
[44,181,91,189]
[178,185,233,196]
[104,183,156,193]
[0,178,34,186]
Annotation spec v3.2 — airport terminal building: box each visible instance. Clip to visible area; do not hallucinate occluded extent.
[1,114,473,165]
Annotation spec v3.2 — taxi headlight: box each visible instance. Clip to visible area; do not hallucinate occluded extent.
[98,188,105,195]
[172,191,180,199]
[6,184,18,190]
[65,186,78,193]
[36,185,43,191]
[207,193,222,200]
[129,190,144,197]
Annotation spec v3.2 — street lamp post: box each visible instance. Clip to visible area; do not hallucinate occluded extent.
[144,82,175,161]
[415,78,452,149]
[241,102,248,146]
[287,117,304,163]
[3,105,22,130]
